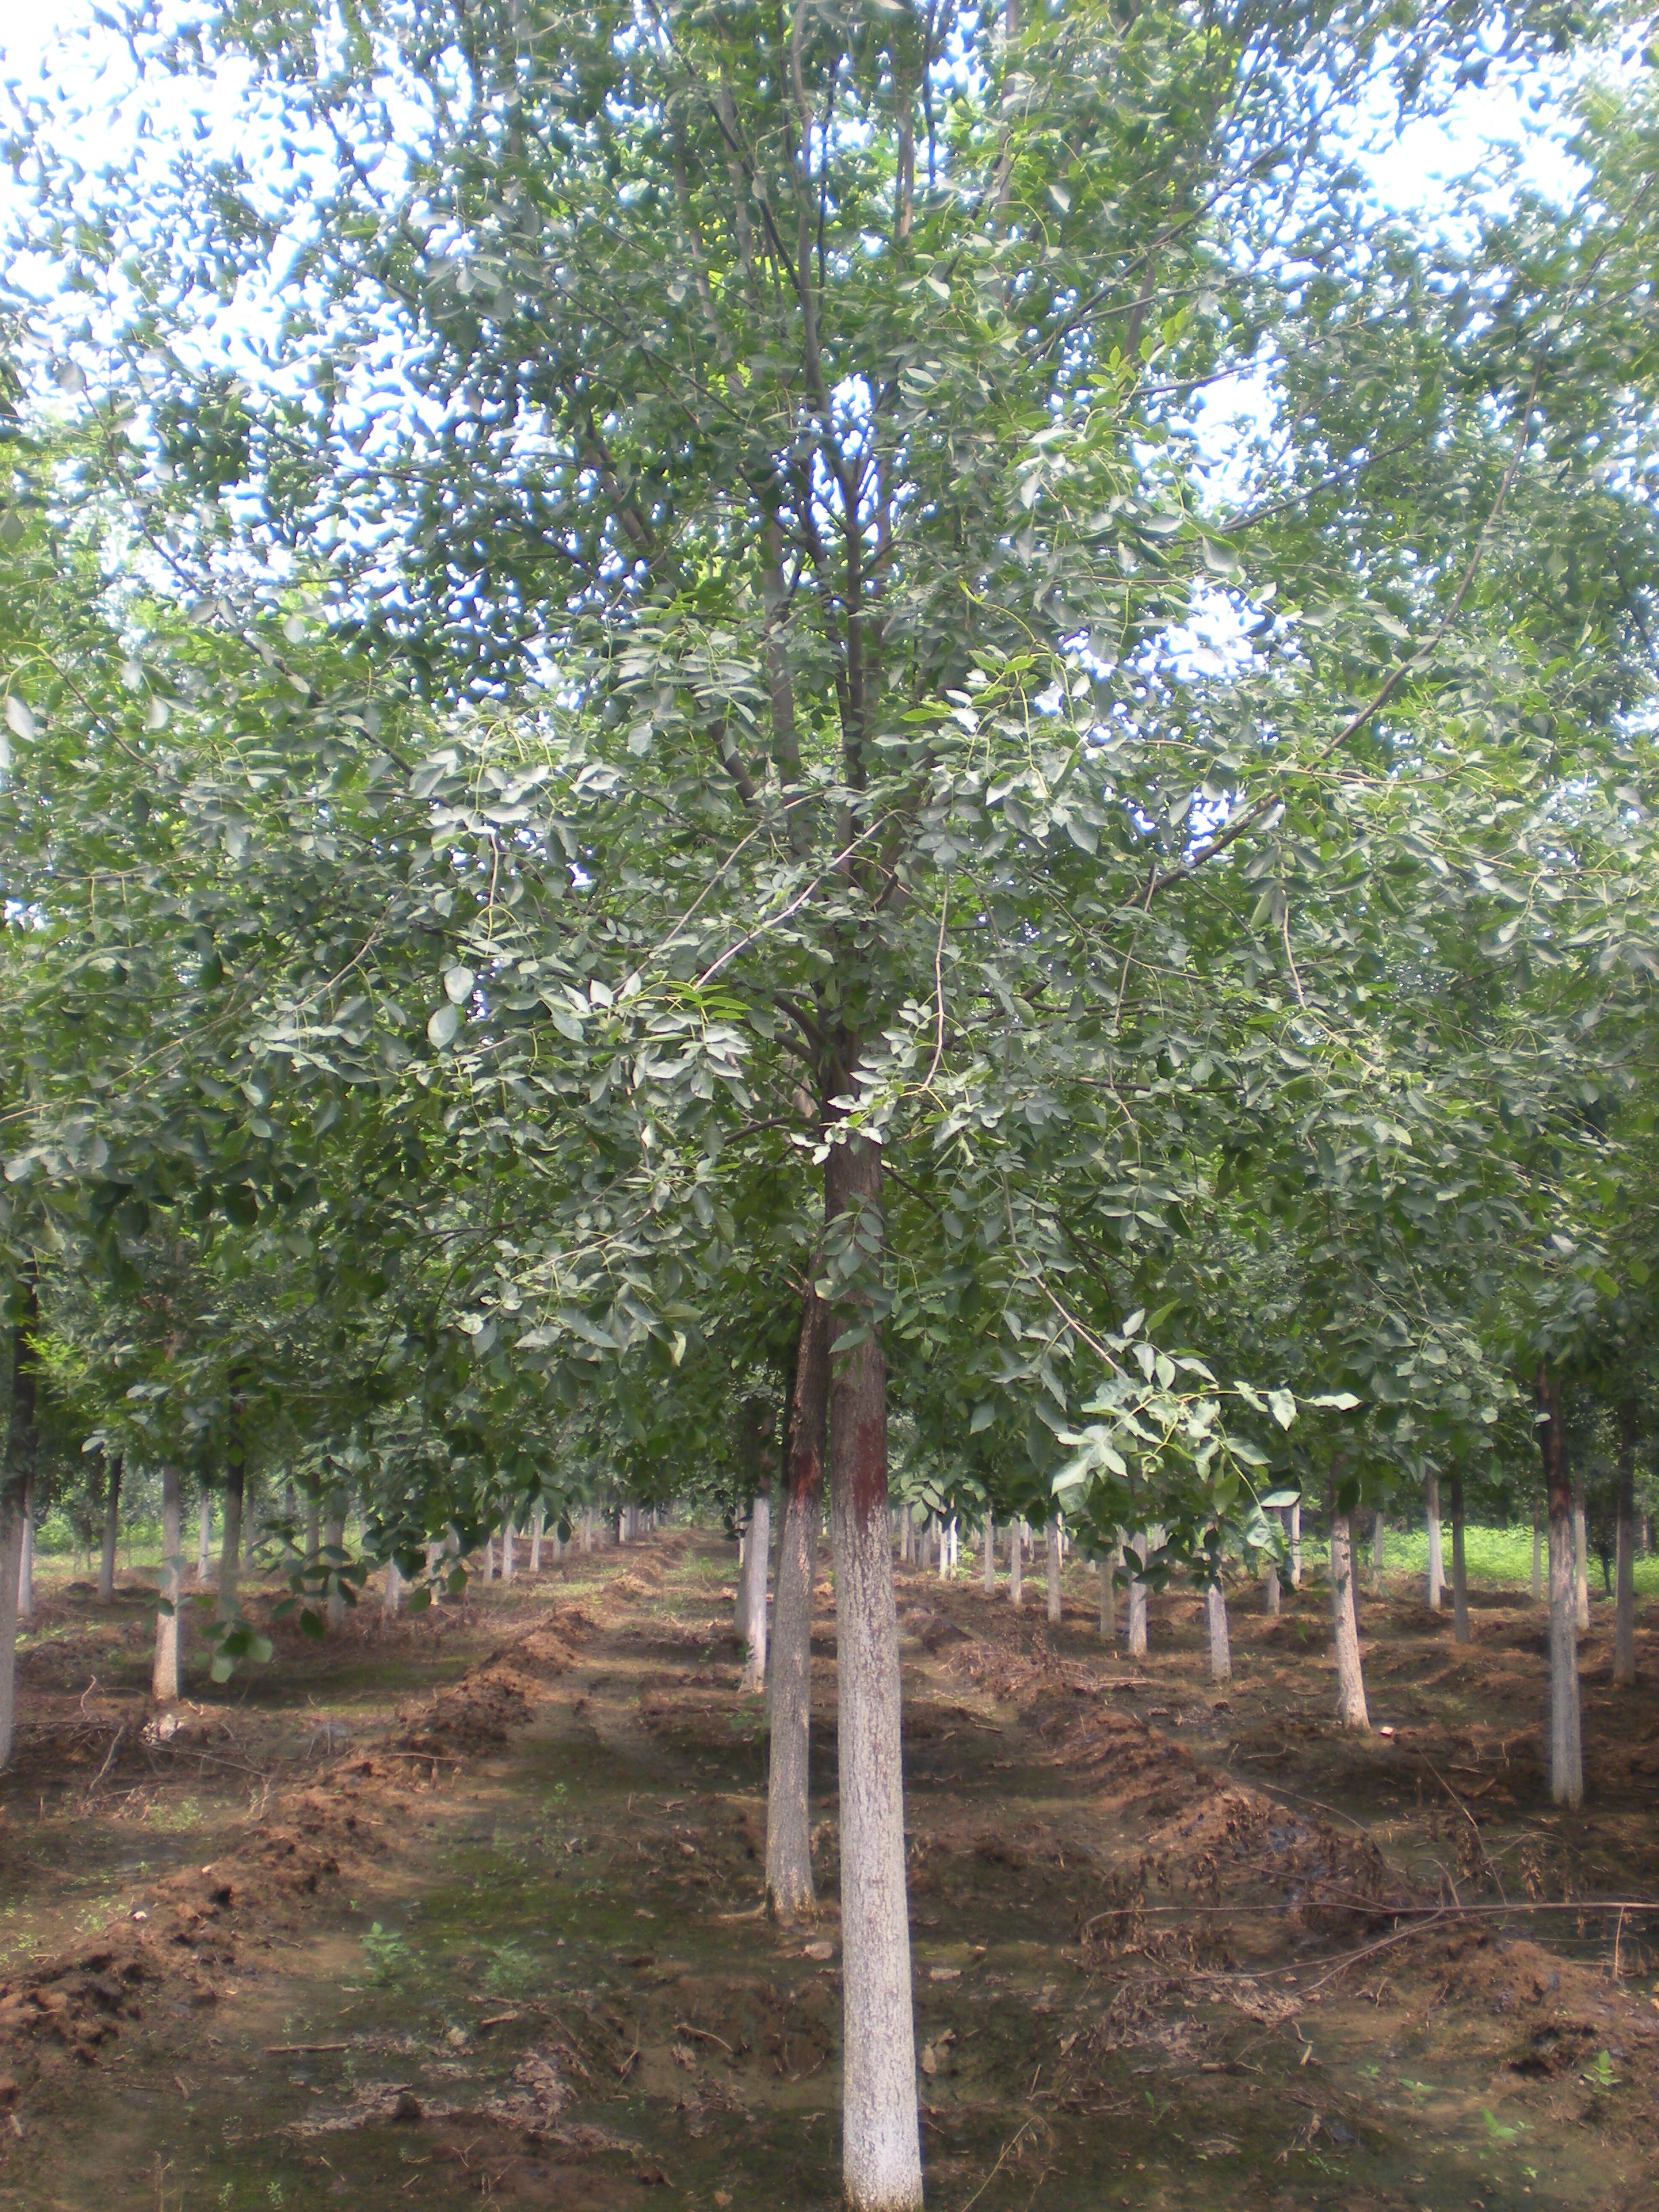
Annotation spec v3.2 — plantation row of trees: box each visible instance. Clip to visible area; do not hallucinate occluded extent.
[4,0,1658,2202]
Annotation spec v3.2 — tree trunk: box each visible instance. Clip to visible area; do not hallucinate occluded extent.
[1008,1523,1023,1607]
[1532,1500,1543,1603]
[1206,1582,1232,1682]
[152,1465,184,1702]
[1572,1470,1590,1633]
[1372,1509,1386,1585]
[1536,1362,1583,1807]
[0,1276,41,1768]
[1450,1473,1470,1645]
[243,1475,258,1570]
[825,1132,922,2211]
[1263,1557,1281,1616]
[501,1518,516,1584]
[743,1487,771,1693]
[306,1490,321,1572]
[1127,1565,1147,1658]
[530,1505,544,1574]
[1615,1399,1637,1689]
[1426,1471,1443,1612]
[1044,1517,1062,1624]
[767,1286,829,1920]
[382,1557,403,1621]
[16,1476,33,1624]
[325,1504,347,1628]
[1288,1499,1302,1587]
[981,1511,995,1593]
[98,1455,122,1603]
[218,1468,244,1625]
[1330,1503,1369,1728]
[1098,1556,1114,1640]
[195,1493,213,1588]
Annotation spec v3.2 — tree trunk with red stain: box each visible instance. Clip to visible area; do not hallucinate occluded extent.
[825,1131,921,2210]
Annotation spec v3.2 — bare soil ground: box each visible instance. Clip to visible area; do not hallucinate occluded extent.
[3,1535,1658,2211]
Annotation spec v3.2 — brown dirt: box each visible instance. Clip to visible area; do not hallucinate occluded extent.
[0,1537,1655,2210]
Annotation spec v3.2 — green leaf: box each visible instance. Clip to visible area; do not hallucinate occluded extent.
[427,1002,461,1048]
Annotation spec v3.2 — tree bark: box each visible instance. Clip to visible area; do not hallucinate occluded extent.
[1450,1473,1470,1645]
[325,1502,347,1628]
[195,1492,213,1588]
[743,1486,771,1692]
[981,1511,995,1593]
[152,1465,184,1702]
[825,1132,921,2211]
[1426,1471,1443,1612]
[1263,1557,1281,1616]
[1614,1399,1637,1688]
[16,1476,33,1622]
[1044,1516,1062,1624]
[382,1557,403,1621]
[306,1490,321,1572]
[1532,1500,1543,1603]
[218,1470,244,1625]
[1288,1499,1302,1587]
[530,1504,544,1574]
[1126,1564,1147,1658]
[1008,1521,1023,1607]
[1572,1469,1590,1633]
[0,1275,41,1768]
[98,1454,122,1603]
[1098,1555,1114,1639]
[767,1286,829,1920]
[1206,1582,1232,1681]
[1536,1362,1583,1807]
[501,1518,516,1584]
[1330,1502,1369,1728]
[1372,1509,1386,1585]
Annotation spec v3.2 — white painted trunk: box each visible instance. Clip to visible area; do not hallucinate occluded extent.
[1572,1482,1590,1632]
[1206,1584,1231,1682]
[742,1490,771,1693]
[766,1485,818,1917]
[1372,1511,1385,1583]
[501,1519,516,1584]
[152,1465,183,1704]
[1450,1479,1470,1646]
[325,1509,347,1626]
[98,1460,121,1603]
[1008,1527,1023,1607]
[530,1506,544,1574]
[481,1532,496,1585]
[0,1499,22,1768]
[195,1494,213,1587]
[382,1559,403,1620]
[1288,1500,1302,1587]
[1426,1473,1443,1612]
[1127,1575,1147,1658]
[16,1487,33,1622]
[981,1511,995,1593]
[1045,1517,1062,1624]
[218,1479,243,1624]
[831,1471,922,2210]
[1263,1558,1280,1616]
[1330,1512,1369,1728]
[1547,1509,1584,1805]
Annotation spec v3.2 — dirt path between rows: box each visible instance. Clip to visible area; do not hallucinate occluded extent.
[5,1533,1658,2210]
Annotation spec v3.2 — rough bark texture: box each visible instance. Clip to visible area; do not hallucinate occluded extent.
[1450,1473,1470,1645]
[0,1282,40,1769]
[1044,1517,1063,1624]
[98,1454,122,1603]
[1372,1510,1385,1584]
[1572,1472,1591,1633]
[501,1519,516,1584]
[1537,1363,1583,1807]
[382,1558,403,1620]
[1615,1399,1637,1688]
[766,1286,829,1920]
[1288,1500,1302,1588]
[1330,1507,1370,1728]
[152,1465,184,1704]
[825,1133,922,2211]
[981,1511,995,1593]
[1206,1584,1232,1681]
[530,1505,544,1574]
[1426,1472,1443,1612]
[1008,1525,1023,1608]
[1532,1501,1543,1603]
[1263,1558,1281,1616]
